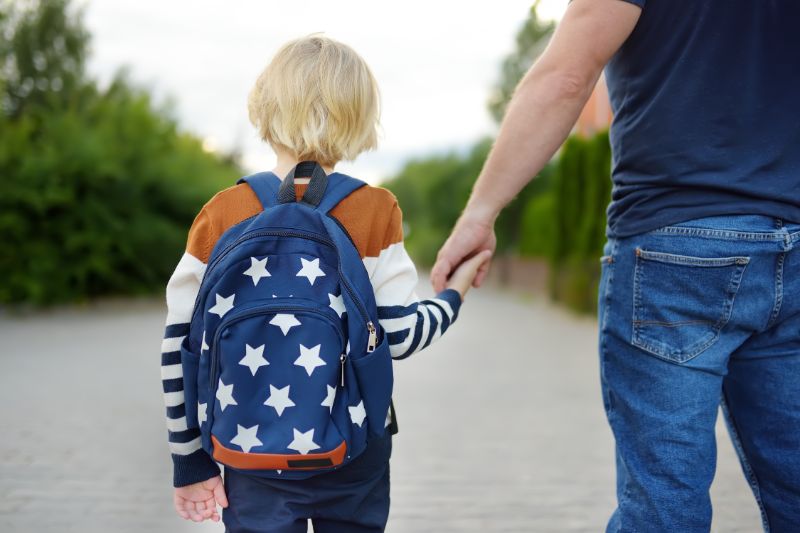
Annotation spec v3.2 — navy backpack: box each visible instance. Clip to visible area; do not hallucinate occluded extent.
[180,162,394,479]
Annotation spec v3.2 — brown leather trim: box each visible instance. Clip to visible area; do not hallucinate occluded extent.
[211,435,347,470]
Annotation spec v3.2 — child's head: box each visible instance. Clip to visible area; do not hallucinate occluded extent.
[248,35,380,167]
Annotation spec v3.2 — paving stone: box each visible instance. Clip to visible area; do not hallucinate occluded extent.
[0,285,762,532]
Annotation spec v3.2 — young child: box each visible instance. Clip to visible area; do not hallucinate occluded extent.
[161,35,489,532]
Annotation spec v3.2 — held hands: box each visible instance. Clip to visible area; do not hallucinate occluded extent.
[174,475,228,523]
[432,208,497,294]
[444,249,493,299]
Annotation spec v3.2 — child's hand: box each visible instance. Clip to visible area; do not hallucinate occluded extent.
[445,250,493,300]
[173,475,228,523]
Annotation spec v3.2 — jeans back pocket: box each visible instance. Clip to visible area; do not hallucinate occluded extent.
[632,248,749,363]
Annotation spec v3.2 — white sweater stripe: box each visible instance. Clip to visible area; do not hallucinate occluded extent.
[162,252,205,456]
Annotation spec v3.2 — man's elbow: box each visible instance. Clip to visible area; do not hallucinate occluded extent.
[553,71,596,100]
[518,66,597,105]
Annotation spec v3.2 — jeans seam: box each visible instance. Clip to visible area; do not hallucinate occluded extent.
[600,240,627,532]
[765,252,785,330]
[650,226,790,241]
[636,248,750,267]
[720,390,772,532]
[600,241,618,410]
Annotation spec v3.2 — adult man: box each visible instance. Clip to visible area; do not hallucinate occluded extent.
[431,1,800,531]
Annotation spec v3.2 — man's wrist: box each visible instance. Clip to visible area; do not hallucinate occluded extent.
[463,195,501,227]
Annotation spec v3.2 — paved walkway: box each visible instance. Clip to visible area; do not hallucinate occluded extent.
[0,283,761,532]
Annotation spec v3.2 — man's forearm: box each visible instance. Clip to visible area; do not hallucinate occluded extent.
[464,0,642,224]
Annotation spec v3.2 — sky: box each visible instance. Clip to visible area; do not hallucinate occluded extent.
[81,0,568,183]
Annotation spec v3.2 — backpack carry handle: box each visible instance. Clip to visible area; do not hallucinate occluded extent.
[277,161,329,207]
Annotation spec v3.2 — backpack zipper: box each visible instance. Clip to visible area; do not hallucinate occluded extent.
[329,216,379,354]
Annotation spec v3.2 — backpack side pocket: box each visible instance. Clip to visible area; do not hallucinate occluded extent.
[180,340,201,429]
[351,333,393,437]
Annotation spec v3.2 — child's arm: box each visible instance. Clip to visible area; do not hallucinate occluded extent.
[161,208,227,521]
[368,201,488,360]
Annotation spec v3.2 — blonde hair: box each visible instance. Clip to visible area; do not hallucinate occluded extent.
[248,35,380,166]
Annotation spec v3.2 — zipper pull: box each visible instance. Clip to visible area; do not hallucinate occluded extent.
[340,353,346,387]
[367,321,377,353]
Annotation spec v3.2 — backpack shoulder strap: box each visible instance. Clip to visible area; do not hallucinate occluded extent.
[317,173,367,214]
[236,172,281,209]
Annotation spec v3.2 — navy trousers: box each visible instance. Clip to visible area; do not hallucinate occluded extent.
[222,435,392,533]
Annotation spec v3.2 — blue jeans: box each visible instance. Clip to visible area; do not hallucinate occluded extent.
[222,435,391,533]
[598,215,800,532]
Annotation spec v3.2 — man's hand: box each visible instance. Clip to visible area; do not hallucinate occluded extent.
[174,475,228,523]
[431,208,497,293]
[445,249,494,298]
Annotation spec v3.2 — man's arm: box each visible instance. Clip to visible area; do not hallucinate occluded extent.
[431,0,642,292]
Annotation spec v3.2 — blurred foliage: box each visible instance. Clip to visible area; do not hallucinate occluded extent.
[387,139,554,266]
[487,1,555,124]
[544,131,612,312]
[385,4,613,314]
[0,0,241,305]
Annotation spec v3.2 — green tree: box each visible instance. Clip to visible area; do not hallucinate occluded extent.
[487,1,555,124]
[0,0,90,118]
[0,0,242,305]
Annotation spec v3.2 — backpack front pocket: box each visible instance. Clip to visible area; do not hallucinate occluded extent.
[206,300,358,471]
[632,249,749,363]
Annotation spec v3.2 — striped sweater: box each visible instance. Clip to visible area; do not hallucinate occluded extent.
[161,178,462,486]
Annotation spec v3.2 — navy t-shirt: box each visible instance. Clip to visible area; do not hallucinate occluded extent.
[604,0,800,237]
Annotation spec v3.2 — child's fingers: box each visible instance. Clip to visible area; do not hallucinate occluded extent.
[213,480,229,508]
[195,500,213,519]
[182,502,203,522]
[201,497,217,518]
[460,250,492,275]
[473,256,492,287]
[174,495,191,520]
[177,497,206,522]
[189,507,206,522]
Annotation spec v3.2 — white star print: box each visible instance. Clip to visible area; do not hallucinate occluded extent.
[296,257,326,285]
[287,428,320,455]
[216,378,237,412]
[264,384,296,416]
[239,343,269,376]
[208,293,235,317]
[321,385,336,413]
[328,293,346,318]
[198,402,207,426]
[349,400,367,427]
[230,424,263,453]
[201,331,209,352]
[243,257,271,286]
[269,314,301,335]
[294,344,326,376]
